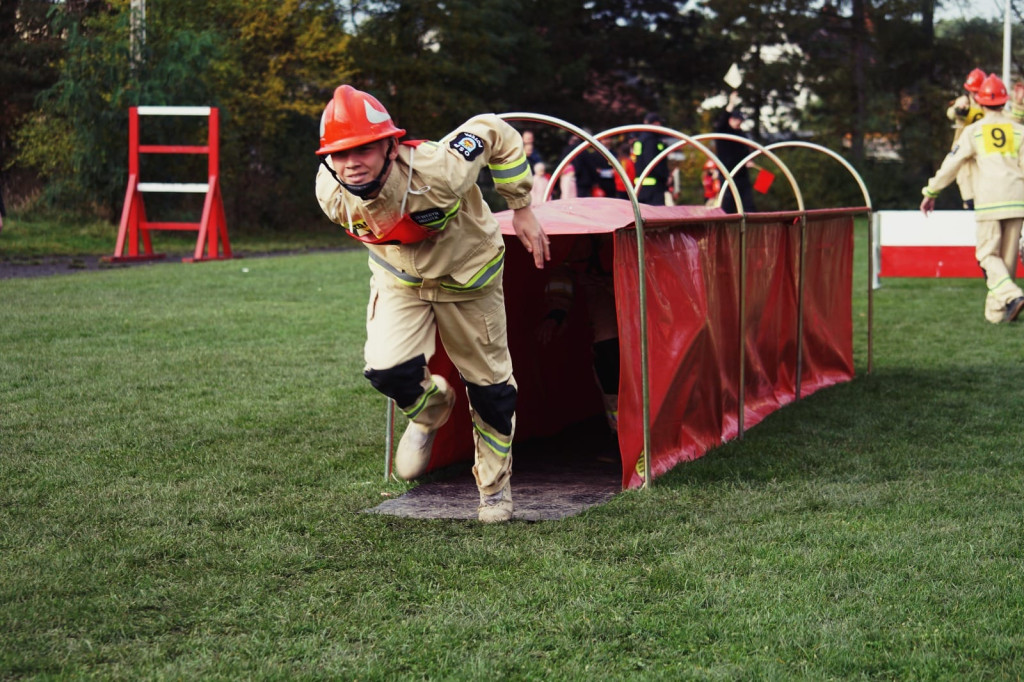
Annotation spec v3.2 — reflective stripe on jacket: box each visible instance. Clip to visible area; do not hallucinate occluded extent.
[316,114,532,296]
[924,110,1024,221]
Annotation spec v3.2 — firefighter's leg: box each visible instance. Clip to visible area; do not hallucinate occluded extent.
[362,276,455,479]
[1000,218,1024,322]
[977,218,1024,323]
[466,379,516,523]
[366,357,456,480]
[434,281,516,522]
[999,217,1023,279]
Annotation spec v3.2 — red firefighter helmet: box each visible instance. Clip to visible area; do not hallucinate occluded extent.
[975,74,1008,107]
[316,85,406,156]
[963,68,986,93]
[702,159,717,171]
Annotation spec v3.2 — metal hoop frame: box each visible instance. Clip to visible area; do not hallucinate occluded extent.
[382,116,875,488]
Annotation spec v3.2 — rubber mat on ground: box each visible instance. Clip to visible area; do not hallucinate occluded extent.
[363,417,621,521]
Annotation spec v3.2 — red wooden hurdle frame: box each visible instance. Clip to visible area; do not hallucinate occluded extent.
[107,106,231,263]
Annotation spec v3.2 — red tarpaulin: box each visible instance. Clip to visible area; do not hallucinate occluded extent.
[419,197,855,489]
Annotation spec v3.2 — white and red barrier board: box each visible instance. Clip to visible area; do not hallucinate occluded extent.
[875,210,1024,279]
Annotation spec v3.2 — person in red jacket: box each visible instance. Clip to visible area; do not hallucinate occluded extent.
[613,142,636,200]
[701,159,722,207]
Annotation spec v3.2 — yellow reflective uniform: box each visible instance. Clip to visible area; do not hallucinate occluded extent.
[924,109,1024,322]
[315,114,533,494]
[316,114,532,300]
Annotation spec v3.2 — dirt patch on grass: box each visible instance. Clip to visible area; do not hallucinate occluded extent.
[0,255,174,279]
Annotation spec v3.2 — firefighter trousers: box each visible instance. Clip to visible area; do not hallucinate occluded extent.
[364,272,515,494]
[976,217,1024,323]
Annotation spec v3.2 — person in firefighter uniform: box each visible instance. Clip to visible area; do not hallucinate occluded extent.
[946,68,986,209]
[314,85,550,522]
[632,112,669,205]
[921,74,1024,324]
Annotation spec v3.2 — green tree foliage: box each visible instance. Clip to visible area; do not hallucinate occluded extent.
[344,0,721,169]
[14,0,350,228]
[16,4,223,215]
[179,0,354,229]
[704,0,817,138]
[345,0,544,139]
[0,0,65,204]
[581,0,724,132]
[348,1,714,127]
[794,2,1010,209]
[7,0,1024,226]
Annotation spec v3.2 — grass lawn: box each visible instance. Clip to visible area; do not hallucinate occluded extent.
[2,220,1023,679]
[0,210,345,262]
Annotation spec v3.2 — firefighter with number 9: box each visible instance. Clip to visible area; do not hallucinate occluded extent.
[314,85,550,523]
[921,74,1024,324]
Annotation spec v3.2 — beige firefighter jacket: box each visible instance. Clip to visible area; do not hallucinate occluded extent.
[316,115,532,301]
[924,109,1024,222]
[946,100,983,201]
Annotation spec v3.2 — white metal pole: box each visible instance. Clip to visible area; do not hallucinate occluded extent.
[1003,0,1011,88]
[130,0,146,66]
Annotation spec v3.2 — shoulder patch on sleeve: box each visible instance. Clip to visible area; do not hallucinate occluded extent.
[449,132,485,161]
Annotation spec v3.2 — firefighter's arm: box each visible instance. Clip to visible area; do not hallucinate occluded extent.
[1018,130,1024,172]
[947,95,969,122]
[920,195,936,216]
[922,133,974,202]
[440,114,533,207]
[727,90,741,113]
[1012,82,1024,123]
[439,115,548,265]
[512,204,550,269]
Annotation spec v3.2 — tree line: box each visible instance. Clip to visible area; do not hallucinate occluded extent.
[0,0,1017,231]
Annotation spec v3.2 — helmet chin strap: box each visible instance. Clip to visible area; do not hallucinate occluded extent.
[320,139,395,200]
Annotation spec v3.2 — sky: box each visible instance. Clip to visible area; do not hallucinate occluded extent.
[936,0,1007,22]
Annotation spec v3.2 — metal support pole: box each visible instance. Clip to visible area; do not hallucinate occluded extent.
[737,215,747,438]
[866,209,874,374]
[764,142,874,376]
[1003,1,1012,89]
[795,214,807,399]
[385,398,395,481]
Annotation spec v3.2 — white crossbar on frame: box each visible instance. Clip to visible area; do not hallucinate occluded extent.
[137,182,210,193]
[136,106,212,116]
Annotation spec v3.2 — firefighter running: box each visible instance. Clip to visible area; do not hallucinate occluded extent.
[921,74,1024,324]
[946,68,986,209]
[315,85,550,522]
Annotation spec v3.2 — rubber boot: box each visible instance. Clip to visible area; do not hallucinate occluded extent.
[472,414,514,523]
[394,375,456,480]
[478,479,513,524]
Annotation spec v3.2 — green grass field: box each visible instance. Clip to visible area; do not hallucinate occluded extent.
[0,209,344,261]
[2,222,1023,680]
